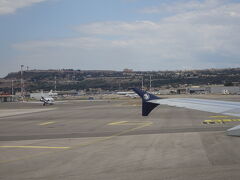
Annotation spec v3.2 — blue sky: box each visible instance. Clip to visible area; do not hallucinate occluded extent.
[0,0,240,77]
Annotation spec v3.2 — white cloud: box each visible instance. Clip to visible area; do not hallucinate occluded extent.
[74,21,160,36]
[140,0,226,14]
[0,0,47,15]
[13,0,240,70]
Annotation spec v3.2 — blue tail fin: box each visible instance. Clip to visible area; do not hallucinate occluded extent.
[132,88,160,116]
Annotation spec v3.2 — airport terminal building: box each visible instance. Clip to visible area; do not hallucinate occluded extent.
[186,86,240,95]
[0,94,17,102]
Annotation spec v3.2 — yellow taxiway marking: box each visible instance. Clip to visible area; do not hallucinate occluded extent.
[108,121,152,126]
[208,115,231,118]
[203,119,240,124]
[39,121,56,126]
[0,146,70,149]
[76,121,153,147]
[0,121,153,164]
[108,121,129,125]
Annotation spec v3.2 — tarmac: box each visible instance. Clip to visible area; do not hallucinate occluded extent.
[0,97,240,180]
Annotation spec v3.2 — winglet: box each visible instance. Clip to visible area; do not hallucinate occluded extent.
[132,88,160,116]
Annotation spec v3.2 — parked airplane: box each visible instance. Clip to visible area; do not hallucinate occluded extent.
[132,88,240,136]
[40,96,54,106]
[117,91,138,98]
[125,93,138,98]
[116,91,134,95]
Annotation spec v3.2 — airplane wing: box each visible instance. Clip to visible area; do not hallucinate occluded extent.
[151,98,240,117]
[132,88,240,136]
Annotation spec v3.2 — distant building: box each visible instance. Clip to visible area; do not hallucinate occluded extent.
[232,82,240,86]
[30,92,49,100]
[123,68,133,73]
[210,86,240,94]
[177,88,187,94]
[30,90,58,100]
[57,90,78,97]
[0,94,17,102]
[186,87,208,94]
[158,89,177,95]
[78,90,86,96]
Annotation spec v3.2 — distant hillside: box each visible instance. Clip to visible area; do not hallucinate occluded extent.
[1,68,240,93]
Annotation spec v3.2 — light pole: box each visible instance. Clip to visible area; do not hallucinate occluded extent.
[150,75,152,92]
[54,76,57,92]
[21,65,24,100]
[11,80,14,95]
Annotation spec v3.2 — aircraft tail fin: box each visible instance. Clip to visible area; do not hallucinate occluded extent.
[40,96,44,101]
[132,88,160,116]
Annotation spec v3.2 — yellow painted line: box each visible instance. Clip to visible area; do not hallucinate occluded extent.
[203,119,220,124]
[108,121,128,125]
[203,118,240,124]
[203,120,215,123]
[215,120,223,123]
[208,115,231,118]
[222,119,233,122]
[108,121,152,126]
[118,122,152,126]
[0,121,152,164]
[0,146,70,149]
[39,121,55,126]
[204,120,214,122]
[117,123,148,125]
[230,119,240,121]
[75,122,153,147]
